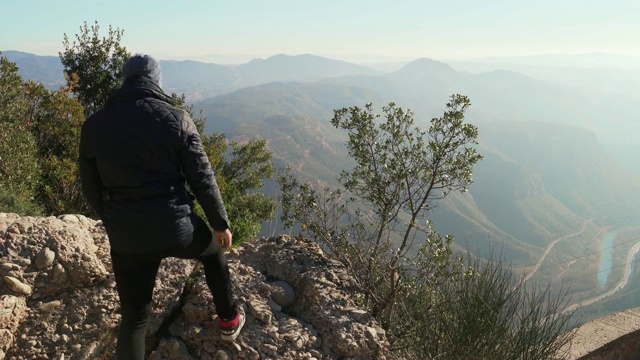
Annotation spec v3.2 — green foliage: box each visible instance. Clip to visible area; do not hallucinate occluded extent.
[0,53,86,215]
[0,118,42,215]
[60,21,130,116]
[0,56,23,106]
[222,139,275,193]
[39,155,87,215]
[192,131,278,244]
[279,96,574,359]
[0,56,41,213]
[0,188,43,216]
[280,95,479,323]
[219,138,277,243]
[27,81,87,215]
[404,253,575,359]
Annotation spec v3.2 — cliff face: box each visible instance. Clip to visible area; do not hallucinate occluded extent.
[0,213,388,359]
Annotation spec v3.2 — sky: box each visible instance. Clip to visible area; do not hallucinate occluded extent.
[2,0,639,63]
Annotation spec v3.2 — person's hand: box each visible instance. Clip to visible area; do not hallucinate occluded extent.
[215,229,233,249]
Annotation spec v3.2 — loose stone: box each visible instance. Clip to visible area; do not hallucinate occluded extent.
[3,276,32,296]
[35,247,56,270]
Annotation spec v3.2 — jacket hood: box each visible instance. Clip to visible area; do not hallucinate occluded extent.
[123,54,163,87]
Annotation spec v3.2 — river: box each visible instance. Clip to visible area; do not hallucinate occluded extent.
[598,229,618,288]
[565,238,640,313]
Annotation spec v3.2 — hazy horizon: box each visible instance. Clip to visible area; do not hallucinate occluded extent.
[2,0,638,64]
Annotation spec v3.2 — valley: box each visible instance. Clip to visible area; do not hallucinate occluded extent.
[5,50,640,324]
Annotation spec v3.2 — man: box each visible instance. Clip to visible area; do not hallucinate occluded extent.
[79,54,245,360]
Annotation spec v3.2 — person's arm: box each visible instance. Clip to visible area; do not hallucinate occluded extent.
[178,111,231,234]
[79,123,106,220]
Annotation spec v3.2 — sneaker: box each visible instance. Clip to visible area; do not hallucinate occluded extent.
[219,306,245,341]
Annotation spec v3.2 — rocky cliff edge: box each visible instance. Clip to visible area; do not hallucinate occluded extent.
[0,213,389,359]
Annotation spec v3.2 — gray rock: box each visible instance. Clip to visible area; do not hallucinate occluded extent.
[35,247,56,270]
[58,214,79,223]
[167,339,194,360]
[346,307,370,322]
[270,280,295,307]
[0,263,20,275]
[267,298,282,312]
[0,295,27,357]
[335,332,359,355]
[51,263,68,284]
[213,349,230,360]
[38,300,62,313]
[0,329,15,357]
[248,297,273,324]
[365,326,378,341]
[261,343,278,355]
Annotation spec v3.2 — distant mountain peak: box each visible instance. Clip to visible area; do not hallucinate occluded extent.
[394,57,457,75]
[235,53,379,79]
[2,50,59,60]
[243,53,372,68]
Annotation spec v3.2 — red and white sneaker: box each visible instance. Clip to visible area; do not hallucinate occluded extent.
[219,306,245,341]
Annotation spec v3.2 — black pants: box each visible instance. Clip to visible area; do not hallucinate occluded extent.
[110,216,235,360]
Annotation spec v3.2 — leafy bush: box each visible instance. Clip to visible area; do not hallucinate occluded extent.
[0,188,43,216]
[0,55,42,214]
[0,120,41,213]
[1,52,88,216]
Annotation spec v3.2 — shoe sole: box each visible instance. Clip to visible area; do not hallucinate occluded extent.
[221,314,246,341]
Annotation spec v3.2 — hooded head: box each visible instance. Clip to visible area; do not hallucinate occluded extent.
[122,54,162,87]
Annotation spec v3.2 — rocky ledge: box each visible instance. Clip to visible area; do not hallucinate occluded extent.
[0,213,389,359]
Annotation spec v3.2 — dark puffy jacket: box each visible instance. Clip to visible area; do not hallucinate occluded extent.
[79,76,229,253]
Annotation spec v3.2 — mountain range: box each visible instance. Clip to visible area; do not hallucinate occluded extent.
[5,49,639,144]
[5,50,640,318]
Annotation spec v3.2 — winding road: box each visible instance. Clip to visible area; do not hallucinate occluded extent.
[520,218,594,285]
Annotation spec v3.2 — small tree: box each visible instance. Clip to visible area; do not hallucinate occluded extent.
[281,95,481,319]
[60,21,130,117]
